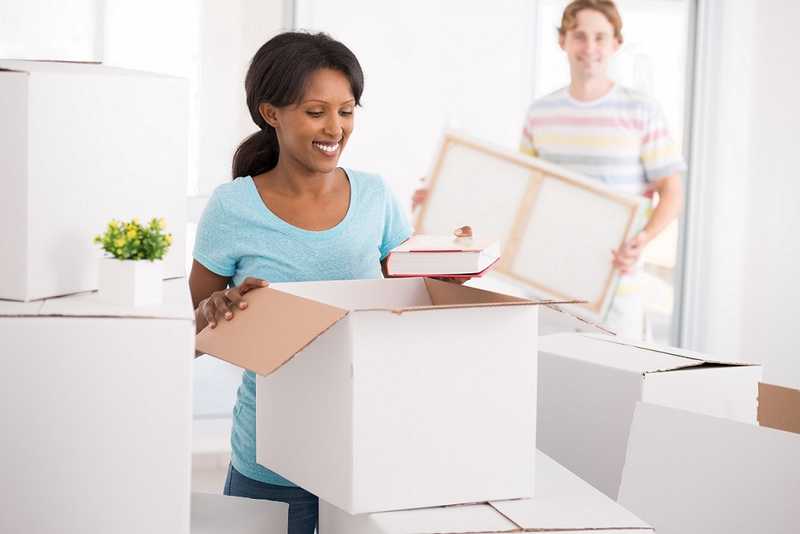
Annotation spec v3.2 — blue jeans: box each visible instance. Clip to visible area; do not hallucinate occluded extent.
[223,463,318,534]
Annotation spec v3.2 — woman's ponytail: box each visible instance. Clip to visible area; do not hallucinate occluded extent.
[231,127,279,179]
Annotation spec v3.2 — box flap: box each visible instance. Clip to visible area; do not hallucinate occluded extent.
[583,333,757,367]
[490,497,651,532]
[0,278,193,320]
[419,278,578,312]
[357,504,518,534]
[618,402,800,534]
[0,59,179,79]
[488,452,650,531]
[538,302,615,336]
[758,382,800,434]
[539,333,706,373]
[195,286,348,376]
[192,492,288,534]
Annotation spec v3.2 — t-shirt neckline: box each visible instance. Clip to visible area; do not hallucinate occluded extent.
[243,168,356,239]
[564,83,618,107]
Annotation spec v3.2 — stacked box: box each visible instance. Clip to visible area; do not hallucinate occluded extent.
[0,60,187,301]
[0,279,194,534]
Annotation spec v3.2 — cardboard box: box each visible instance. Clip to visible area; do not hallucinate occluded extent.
[196,277,555,514]
[758,382,800,434]
[0,60,187,301]
[191,493,288,534]
[619,402,800,534]
[320,450,653,533]
[538,333,762,498]
[0,279,194,534]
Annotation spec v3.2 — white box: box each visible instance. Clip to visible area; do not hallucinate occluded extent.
[320,450,653,533]
[0,60,188,301]
[0,279,194,534]
[196,278,550,514]
[538,333,762,499]
[191,493,288,534]
[619,402,800,534]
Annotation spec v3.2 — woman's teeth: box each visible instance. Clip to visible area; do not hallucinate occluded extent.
[313,142,339,153]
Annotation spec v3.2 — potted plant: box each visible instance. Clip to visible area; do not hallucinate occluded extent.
[94,217,173,306]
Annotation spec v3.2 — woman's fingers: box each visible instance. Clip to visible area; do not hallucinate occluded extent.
[239,277,269,295]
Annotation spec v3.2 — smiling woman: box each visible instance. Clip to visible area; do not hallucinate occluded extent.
[188,32,412,534]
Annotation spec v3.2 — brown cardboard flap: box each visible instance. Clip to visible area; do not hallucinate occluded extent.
[758,382,800,435]
[195,287,348,376]
[423,278,581,307]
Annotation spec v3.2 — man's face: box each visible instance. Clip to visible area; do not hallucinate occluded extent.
[559,9,620,82]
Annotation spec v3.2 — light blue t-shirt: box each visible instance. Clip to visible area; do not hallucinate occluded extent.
[193,168,412,487]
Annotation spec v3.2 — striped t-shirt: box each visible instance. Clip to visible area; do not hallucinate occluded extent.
[520,84,685,196]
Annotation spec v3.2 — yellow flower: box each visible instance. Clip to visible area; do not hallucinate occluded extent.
[165,234,173,245]
[126,228,137,239]
[158,217,166,229]
[132,217,140,225]
[114,237,126,248]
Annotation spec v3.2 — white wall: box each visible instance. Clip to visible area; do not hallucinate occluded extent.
[0,0,103,61]
[295,0,536,208]
[685,0,800,388]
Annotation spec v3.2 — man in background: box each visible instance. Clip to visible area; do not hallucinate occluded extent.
[414,0,685,340]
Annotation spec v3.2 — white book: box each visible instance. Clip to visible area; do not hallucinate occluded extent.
[387,235,501,277]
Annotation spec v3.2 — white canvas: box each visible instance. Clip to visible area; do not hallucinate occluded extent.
[416,133,646,320]
[513,176,632,304]
[0,279,194,534]
[619,402,800,534]
[0,60,188,301]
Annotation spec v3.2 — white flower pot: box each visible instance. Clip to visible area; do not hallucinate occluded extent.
[97,257,164,306]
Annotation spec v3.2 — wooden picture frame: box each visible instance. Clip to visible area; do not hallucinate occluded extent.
[415,132,647,320]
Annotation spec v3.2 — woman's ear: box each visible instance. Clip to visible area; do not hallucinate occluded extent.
[259,103,280,128]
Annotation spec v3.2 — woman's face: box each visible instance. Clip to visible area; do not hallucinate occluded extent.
[264,68,356,175]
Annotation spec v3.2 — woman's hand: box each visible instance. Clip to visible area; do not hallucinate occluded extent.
[198,277,269,329]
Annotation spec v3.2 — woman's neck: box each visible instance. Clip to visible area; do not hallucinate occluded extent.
[263,157,341,197]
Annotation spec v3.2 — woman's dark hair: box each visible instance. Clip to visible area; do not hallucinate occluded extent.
[232,32,364,179]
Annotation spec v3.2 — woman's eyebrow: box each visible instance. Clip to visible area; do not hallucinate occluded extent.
[301,98,356,105]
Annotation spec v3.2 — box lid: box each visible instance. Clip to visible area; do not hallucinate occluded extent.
[0,278,193,320]
[0,59,180,79]
[539,333,756,374]
[196,278,566,376]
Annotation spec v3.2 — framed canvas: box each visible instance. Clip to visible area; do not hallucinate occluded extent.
[416,132,647,320]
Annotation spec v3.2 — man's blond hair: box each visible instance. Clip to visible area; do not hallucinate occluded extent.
[558,0,624,44]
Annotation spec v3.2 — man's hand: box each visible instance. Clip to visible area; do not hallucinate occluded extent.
[612,231,649,275]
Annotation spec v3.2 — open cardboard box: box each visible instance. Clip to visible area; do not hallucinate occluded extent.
[320,450,653,533]
[619,402,800,534]
[537,333,762,499]
[196,277,567,514]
